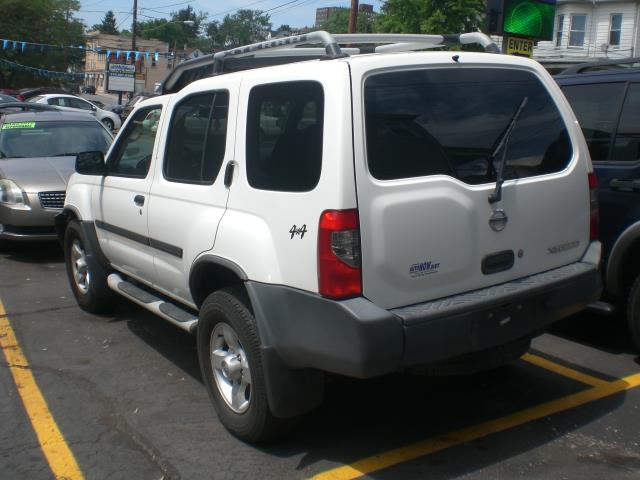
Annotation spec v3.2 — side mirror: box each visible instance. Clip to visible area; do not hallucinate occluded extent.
[75,151,106,175]
[91,105,97,112]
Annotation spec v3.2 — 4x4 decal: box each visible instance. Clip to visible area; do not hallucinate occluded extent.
[289,224,308,239]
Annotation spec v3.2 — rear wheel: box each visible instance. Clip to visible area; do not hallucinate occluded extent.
[64,220,112,313]
[102,118,114,131]
[197,288,288,442]
[626,275,640,352]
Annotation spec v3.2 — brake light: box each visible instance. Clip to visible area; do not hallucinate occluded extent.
[318,209,362,299]
[588,172,599,241]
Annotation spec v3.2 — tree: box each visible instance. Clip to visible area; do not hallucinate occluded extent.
[209,9,271,48]
[137,5,207,49]
[320,8,374,34]
[92,10,118,34]
[0,0,85,88]
[375,0,485,35]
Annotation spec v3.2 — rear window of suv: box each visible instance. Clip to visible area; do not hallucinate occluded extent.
[364,68,573,184]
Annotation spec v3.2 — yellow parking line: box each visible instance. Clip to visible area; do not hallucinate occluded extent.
[522,352,610,388]
[0,300,84,480]
[312,373,640,480]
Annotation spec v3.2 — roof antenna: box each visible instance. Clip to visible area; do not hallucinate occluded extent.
[452,55,460,63]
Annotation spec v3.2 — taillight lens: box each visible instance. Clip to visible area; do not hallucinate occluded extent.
[588,172,599,241]
[318,209,362,299]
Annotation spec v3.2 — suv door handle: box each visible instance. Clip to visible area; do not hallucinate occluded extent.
[134,195,145,206]
[224,161,236,188]
[610,179,640,192]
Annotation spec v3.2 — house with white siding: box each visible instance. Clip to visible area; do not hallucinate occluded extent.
[534,0,640,68]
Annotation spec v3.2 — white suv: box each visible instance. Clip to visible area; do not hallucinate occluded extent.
[57,32,602,442]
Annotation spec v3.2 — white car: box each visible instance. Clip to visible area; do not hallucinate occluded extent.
[58,31,602,442]
[28,94,122,132]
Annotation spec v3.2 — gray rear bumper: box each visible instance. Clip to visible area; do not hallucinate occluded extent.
[247,259,601,379]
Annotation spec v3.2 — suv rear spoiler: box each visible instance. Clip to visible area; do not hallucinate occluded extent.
[159,31,500,95]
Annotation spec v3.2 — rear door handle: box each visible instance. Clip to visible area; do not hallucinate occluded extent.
[134,195,145,206]
[610,179,640,192]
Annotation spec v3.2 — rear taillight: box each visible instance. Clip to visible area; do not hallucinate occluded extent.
[588,172,599,241]
[318,209,362,299]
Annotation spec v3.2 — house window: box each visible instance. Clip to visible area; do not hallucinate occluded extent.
[569,14,587,47]
[556,14,565,47]
[610,14,622,46]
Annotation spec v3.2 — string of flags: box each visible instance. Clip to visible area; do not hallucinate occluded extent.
[0,37,170,62]
[0,58,85,80]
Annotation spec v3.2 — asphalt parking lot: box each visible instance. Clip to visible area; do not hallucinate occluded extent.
[1,242,639,480]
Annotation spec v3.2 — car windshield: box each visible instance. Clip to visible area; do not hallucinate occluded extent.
[0,120,112,158]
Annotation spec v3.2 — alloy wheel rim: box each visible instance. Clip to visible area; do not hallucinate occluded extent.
[210,322,251,414]
[70,239,90,294]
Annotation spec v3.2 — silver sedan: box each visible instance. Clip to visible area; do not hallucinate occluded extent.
[0,109,112,242]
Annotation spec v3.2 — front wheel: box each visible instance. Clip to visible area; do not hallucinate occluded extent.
[64,220,113,313]
[102,118,114,131]
[626,275,640,352]
[197,288,288,442]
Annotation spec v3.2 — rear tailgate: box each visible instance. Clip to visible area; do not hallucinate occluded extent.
[350,53,591,310]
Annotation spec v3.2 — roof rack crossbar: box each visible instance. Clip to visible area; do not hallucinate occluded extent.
[162,31,500,94]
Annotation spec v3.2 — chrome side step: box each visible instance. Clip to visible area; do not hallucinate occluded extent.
[107,273,198,333]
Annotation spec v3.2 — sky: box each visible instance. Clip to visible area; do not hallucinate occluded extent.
[79,0,383,32]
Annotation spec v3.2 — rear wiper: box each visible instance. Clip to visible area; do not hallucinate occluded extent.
[488,96,528,204]
[52,153,78,157]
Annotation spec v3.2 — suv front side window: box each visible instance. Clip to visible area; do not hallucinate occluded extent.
[108,105,162,177]
[246,81,324,192]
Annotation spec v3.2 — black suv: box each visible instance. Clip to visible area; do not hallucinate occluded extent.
[556,58,640,350]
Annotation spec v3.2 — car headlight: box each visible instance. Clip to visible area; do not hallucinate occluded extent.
[0,179,26,206]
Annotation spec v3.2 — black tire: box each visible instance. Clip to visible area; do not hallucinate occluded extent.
[197,288,288,442]
[626,275,640,352]
[102,118,114,131]
[64,220,113,313]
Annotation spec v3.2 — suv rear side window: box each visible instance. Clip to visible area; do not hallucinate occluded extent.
[164,91,229,184]
[365,68,573,184]
[246,81,324,192]
[561,82,626,161]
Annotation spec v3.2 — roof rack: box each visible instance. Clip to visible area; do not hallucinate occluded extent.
[160,30,499,95]
[0,102,60,114]
[559,57,640,75]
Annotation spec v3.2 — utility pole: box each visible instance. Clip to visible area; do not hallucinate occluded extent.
[132,0,138,51]
[348,0,359,34]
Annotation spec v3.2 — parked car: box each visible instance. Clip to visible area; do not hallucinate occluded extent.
[556,58,640,351]
[0,109,112,242]
[0,94,17,104]
[58,31,601,442]
[28,94,122,132]
[16,87,70,102]
[82,85,96,94]
[121,93,156,119]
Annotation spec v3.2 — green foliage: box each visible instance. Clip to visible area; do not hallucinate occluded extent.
[137,6,207,49]
[320,8,374,34]
[208,9,271,49]
[376,0,485,35]
[92,10,118,35]
[0,0,85,88]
